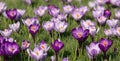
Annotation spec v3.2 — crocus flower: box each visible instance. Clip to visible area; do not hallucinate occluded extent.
[106,19,118,28]
[22,17,39,27]
[51,39,64,53]
[71,10,82,21]
[104,10,111,18]
[86,42,101,60]
[23,0,32,5]
[0,29,12,37]
[29,24,40,38]
[0,2,7,13]
[48,5,60,17]
[88,1,96,8]
[51,39,64,61]
[3,8,25,20]
[0,38,19,58]
[38,40,50,52]
[97,16,107,25]
[62,57,69,61]
[27,47,47,61]
[63,5,74,14]
[54,21,68,33]
[114,9,120,19]
[42,21,54,32]
[79,6,88,15]
[72,26,89,43]
[21,40,30,50]
[88,26,99,37]
[57,13,67,21]
[81,20,95,29]
[104,29,113,37]
[34,6,48,17]
[9,21,20,32]
[99,38,113,60]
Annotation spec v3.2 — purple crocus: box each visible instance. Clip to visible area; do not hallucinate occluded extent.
[104,10,111,18]
[54,21,68,33]
[48,5,60,17]
[3,8,25,20]
[42,21,54,37]
[72,26,89,43]
[99,38,113,60]
[34,6,48,17]
[21,40,30,50]
[29,24,40,44]
[63,5,74,14]
[0,2,7,13]
[51,39,64,61]
[0,38,19,61]
[86,42,101,61]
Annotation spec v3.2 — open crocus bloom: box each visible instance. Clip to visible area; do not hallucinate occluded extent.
[54,21,68,33]
[99,38,113,53]
[48,5,60,17]
[72,26,89,42]
[34,6,48,17]
[51,39,64,53]
[0,29,12,37]
[71,10,82,21]
[97,16,107,25]
[22,17,39,27]
[27,47,47,61]
[21,40,30,50]
[9,22,20,32]
[39,40,50,52]
[106,19,118,28]
[29,24,40,37]
[42,21,54,32]
[81,20,95,29]
[0,2,7,13]
[3,8,25,20]
[88,26,99,36]
[86,42,101,59]
[63,5,74,14]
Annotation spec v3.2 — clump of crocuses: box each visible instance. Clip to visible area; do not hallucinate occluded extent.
[51,39,64,61]
[0,37,19,61]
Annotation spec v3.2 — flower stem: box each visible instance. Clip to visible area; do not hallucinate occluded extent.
[32,35,36,46]
[104,52,107,61]
[92,56,96,61]
[55,52,58,61]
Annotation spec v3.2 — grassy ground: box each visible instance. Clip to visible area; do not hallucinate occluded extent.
[0,0,120,61]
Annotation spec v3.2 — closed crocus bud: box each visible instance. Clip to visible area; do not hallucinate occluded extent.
[63,5,74,14]
[21,40,30,50]
[86,42,101,59]
[22,17,39,27]
[48,5,60,17]
[97,16,107,25]
[27,47,47,61]
[9,22,20,32]
[72,26,89,43]
[0,2,7,13]
[0,29,12,37]
[42,21,54,32]
[34,6,48,17]
[54,21,68,33]
[104,10,111,18]
[51,39,64,53]
[114,9,120,19]
[106,19,118,28]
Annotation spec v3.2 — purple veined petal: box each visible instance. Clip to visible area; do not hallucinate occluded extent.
[95,0,106,5]
[104,29,113,37]
[71,11,83,21]
[106,19,118,28]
